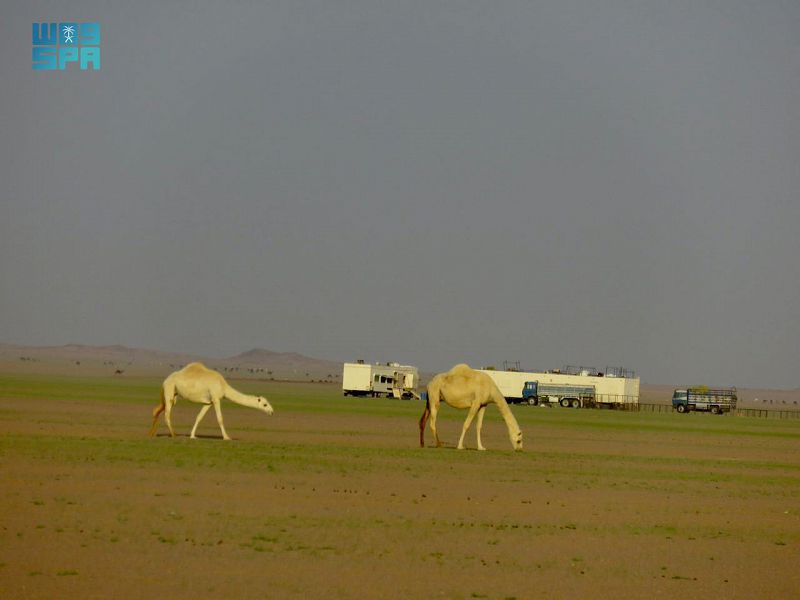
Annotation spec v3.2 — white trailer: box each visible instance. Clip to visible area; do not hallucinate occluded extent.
[479,366,639,408]
[342,361,419,399]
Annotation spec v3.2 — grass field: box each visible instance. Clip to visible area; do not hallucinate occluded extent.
[1,373,799,599]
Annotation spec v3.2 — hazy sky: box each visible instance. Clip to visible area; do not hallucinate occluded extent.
[2,1,799,387]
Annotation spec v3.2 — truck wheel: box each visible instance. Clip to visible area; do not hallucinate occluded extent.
[676,404,687,413]
[527,398,538,406]
[560,398,570,408]
[570,398,580,409]
[711,406,720,415]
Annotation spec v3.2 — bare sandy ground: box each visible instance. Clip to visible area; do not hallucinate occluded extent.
[1,382,799,599]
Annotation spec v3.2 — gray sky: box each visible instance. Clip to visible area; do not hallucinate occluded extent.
[2,1,799,388]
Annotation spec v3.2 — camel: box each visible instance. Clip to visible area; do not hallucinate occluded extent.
[419,364,523,451]
[149,362,273,440]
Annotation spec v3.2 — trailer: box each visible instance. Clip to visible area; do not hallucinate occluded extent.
[672,387,737,414]
[342,361,419,399]
[480,365,639,408]
[522,381,596,408]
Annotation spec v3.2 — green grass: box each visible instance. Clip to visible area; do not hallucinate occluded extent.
[2,372,799,495]
[2,431,798,500]
[2,371,798,435]
[0,375,800,476]
[514,404,800,439]
[0,373,418,417]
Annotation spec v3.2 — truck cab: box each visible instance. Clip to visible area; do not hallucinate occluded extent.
[672,390,689,411]
[521,381,542,405]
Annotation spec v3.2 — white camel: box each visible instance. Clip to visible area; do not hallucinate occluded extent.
[419,364,523,451]
[149,362,273,440]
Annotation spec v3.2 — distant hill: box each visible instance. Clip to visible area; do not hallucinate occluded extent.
[219,348,341,379]
[0,343,341,381]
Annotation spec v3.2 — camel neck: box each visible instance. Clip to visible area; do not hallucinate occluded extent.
[224,385,259,408]
[494,395,521,433]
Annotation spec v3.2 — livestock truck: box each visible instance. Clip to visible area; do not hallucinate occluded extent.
[342,361,419,399]
[672,387,737,414]
[480,365,639,408]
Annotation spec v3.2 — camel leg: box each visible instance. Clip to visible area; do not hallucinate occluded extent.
[190,404,212,439]
[149,401,165,436]
[164,393,177,438]
[427,382,443,447]
[418,403,430,448]
[457,402,482,450]
[149,385,168,436]
[475,406,487,451]
[429,401,442,447]
[211,399,232,441]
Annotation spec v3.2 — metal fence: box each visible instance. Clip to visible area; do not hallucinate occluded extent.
[635,403,800,419]
[595,394,639,406]
[735,408,800,420]
[637,403,674,414]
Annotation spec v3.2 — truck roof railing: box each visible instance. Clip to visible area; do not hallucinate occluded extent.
[605,366,636,379]
[560,366,637,379]
[686,386,737,395]
[493,364,637,379]
[563,365,599,377]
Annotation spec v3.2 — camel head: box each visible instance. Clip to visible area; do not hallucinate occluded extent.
[510,429,523,451]
[256,396,274,415]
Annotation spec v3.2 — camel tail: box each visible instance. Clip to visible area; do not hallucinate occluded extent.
[149,385,166,437]
[418,394,430,448]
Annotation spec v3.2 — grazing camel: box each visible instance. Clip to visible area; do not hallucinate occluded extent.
[149,362,273,440]
[419,364,523,451]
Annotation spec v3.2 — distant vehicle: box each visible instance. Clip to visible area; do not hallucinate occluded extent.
[480,365,639,409]
[342,361,419,399]
[522,381,596,408]
[672,387,737,414]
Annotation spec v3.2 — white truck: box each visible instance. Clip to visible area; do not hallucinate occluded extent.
[342,361,419,399]
[479,365,639,408]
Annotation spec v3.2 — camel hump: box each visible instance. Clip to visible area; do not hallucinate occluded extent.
[183,362,210,373]
[185,361,206,369]
[448,364,483,382]
[176,362,222,380]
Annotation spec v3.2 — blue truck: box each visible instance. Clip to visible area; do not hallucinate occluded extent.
[522,381,596,408]
[672,387,737,414]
